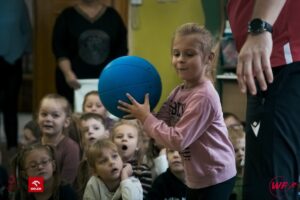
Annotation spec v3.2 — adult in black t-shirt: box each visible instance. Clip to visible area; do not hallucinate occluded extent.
[52,0,128,105]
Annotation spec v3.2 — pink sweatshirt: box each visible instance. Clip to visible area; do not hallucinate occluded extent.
[144,80,236,189]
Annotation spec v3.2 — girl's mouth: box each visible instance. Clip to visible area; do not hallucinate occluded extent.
[122,145,128,150]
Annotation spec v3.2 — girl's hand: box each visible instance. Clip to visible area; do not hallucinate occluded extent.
[121,163,133,180]
[118,93,151,123]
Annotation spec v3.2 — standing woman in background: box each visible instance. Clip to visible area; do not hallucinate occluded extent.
[0,0,32,151]
[52,0,128,106]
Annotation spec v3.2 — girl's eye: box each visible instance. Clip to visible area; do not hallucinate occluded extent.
[112,153,119,159]
[52,114,59,118]
[185,52,195,57]
[99,158,107,164]
[172,51,180,57]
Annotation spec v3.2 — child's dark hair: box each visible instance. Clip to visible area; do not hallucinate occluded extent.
[82,90,99,112]
[73,159,91,200]
[80,112,106,129]
[79,112,107,153]
[11,144,61,200]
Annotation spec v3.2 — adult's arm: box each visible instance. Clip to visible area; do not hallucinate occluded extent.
[236,0,286,95]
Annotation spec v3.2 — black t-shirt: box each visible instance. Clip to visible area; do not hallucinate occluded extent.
[52,6,128,78]
[15,183,77,200]
[147,168,187,200]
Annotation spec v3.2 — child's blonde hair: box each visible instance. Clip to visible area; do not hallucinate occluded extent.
[82,90,99,112]
[38,93,72,117]
[38,93,72,135]
[173,23,215,79]
[173,22,214,56]
[86,139,119,168]
[111,120,145,164]
[228,127,245,144]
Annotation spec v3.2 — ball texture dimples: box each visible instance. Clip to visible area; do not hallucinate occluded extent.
[98,55,162,118]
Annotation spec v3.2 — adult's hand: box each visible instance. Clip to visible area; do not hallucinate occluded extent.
[236,32,273,95]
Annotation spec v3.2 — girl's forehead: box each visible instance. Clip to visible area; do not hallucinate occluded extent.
[25,149,49,161]
[115,124,138,133]
[82,118,104,127]
[98,147,118,157]
[41,99,65,109]
[86,94,101,102]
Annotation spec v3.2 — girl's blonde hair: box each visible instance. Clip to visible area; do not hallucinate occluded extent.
[11,144,61,199]
[86,139,119,168]
[82,90,99,112]
[38,93,72,117]
[173,22,214,56]
[173,23,215,79]
[228,127,245,143]
[111,119,145,165]
[38,93,72,136]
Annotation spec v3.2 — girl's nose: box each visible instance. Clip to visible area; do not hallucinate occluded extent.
[173,151,180,157]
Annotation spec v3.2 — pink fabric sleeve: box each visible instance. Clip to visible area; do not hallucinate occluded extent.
[144,95,215,151]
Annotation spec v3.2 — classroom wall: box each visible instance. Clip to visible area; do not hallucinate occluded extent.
[128,0,205,110]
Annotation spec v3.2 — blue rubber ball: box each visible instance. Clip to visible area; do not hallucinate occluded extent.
[98,55,162,118]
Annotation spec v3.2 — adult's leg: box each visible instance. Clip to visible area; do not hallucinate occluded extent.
[0,57,22,149]
[243,62,300,200]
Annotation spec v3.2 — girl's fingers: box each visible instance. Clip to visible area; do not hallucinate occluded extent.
[126,93,138,105]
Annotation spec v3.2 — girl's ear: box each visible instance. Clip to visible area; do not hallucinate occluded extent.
[51,160,56,172]
[64,117,71,128]
[207,52,215,64]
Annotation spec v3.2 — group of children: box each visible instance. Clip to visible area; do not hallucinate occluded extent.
[0,23,247,200]
[0,90,186,200]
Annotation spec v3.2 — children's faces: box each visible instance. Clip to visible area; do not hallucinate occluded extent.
[20,128,37,146]
[93,148,123,184]
[112,124,139,162]
[172,34,212,86]
[81,118,108,146]
[167,149,184,173]
[225,116,243,130]
[233,138,245,167]
[24,149,55,181]
[38,99,70,136]
[83,94,107,117]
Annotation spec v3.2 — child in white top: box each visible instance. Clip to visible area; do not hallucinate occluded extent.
[74,112,109,199]
[118,23,236,199]
[111,120,153,198]
[83,139,143,200]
